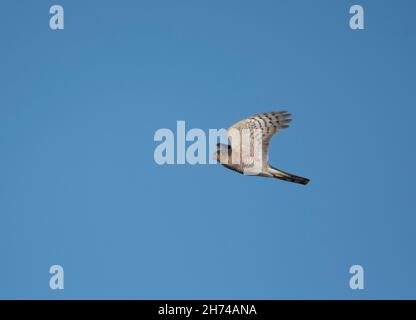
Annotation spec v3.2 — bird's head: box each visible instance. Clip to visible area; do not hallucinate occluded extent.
[214,143,231,164]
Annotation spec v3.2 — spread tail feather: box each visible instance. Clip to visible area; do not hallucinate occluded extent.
[268,166,310,185]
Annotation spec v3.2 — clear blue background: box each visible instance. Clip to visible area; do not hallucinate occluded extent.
[0,0,415,299]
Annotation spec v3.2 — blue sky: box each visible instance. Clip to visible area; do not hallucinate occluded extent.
[0,0,415,299]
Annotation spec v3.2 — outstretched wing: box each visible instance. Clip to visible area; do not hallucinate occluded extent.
[227,111,292,166]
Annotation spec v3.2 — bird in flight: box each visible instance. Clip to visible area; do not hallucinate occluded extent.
[215,111,309,185]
